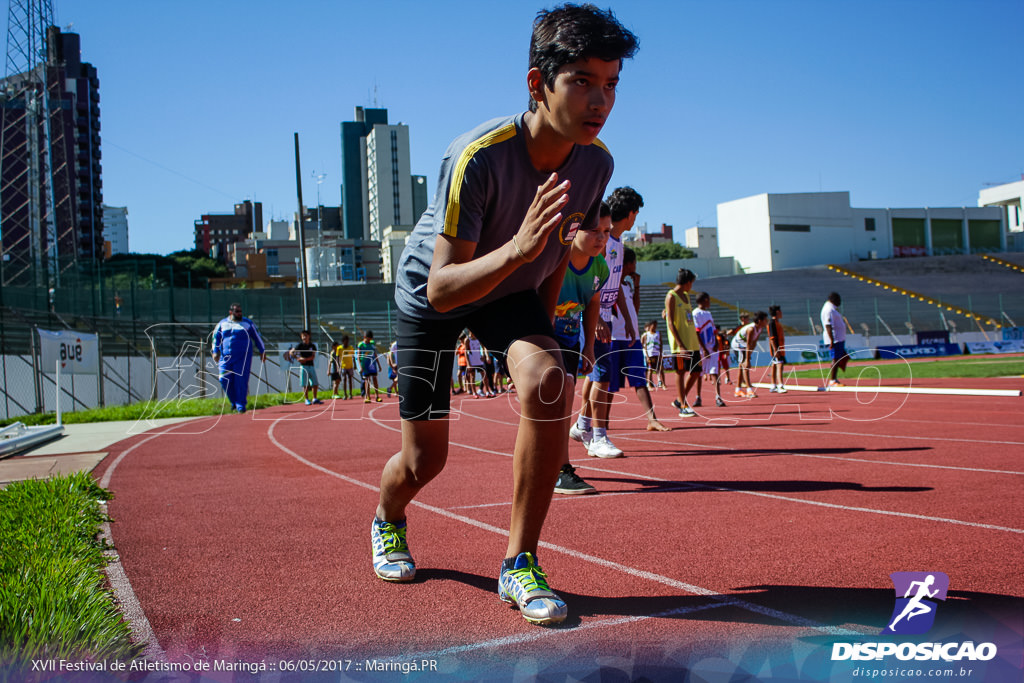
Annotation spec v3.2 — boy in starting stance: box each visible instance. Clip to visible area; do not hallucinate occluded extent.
[371,4,638,626]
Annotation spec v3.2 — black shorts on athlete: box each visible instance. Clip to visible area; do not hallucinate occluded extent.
[396,290,559,421]
[673,349,701,373]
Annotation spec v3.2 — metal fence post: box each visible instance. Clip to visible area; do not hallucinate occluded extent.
[30,327,42,414]
[150,334,158,403]
[97,332,106,408]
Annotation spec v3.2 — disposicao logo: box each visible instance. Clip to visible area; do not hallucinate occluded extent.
[882,571,948,635]
[831,571,998,663]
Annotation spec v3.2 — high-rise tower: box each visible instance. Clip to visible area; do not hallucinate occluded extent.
[0,2,101,287]
[340,106,388,240]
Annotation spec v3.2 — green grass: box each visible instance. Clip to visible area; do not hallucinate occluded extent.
[786,356,1024,380]
[0,388,385,428]
[0,473,142,666]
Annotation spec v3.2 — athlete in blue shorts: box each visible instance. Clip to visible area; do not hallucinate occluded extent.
[821,291,849,387]
[552,202,611,495]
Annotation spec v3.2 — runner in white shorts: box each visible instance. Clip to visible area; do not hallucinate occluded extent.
[693,292,724,408]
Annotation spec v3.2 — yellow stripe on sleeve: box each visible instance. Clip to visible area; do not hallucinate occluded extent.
[442,123,518,237]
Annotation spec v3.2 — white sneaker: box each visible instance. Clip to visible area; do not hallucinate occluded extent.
[777,386,788,393]
[588,436,624,459]
[569,424,593,446]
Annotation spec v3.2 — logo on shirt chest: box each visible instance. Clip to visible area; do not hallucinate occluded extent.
[558,212,586,245]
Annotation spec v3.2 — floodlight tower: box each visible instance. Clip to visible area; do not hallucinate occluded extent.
[1,0,75,288]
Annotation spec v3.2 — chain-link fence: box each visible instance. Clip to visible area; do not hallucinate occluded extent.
[0,266,400,420]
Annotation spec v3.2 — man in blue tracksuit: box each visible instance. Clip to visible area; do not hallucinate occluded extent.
[211,302,266,413]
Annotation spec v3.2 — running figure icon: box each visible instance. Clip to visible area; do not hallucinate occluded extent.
[882,571,949,635]
[888,575,938,631]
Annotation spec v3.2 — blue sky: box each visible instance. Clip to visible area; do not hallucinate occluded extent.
[41,0,1024,255]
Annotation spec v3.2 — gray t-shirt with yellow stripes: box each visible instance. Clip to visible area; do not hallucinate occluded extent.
[395,112,614,319]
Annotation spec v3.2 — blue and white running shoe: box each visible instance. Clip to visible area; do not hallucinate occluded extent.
[498,552,567,625]
[371,518,415,582]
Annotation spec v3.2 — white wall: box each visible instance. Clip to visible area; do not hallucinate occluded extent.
[102,206,129,255]
[635,256,740,284]
[0,350,383,420]
[684,226,720,258]
[766,192,855,270]
[978,179,1024,233]
[851,208,892,259]
[719,191,1008,271]
[717,194,772,273]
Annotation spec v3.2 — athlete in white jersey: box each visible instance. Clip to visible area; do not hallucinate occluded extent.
[570,188,667,459]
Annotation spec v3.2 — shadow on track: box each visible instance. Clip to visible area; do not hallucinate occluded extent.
[582,477,932,494]
[611,445,931,459]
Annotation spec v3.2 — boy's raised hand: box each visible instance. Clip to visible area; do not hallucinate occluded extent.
[514,173,570,262]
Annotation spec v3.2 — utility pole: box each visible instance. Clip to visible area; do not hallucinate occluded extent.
[293,133,310,330]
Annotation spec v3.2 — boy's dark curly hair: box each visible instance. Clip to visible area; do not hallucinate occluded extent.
[529,4,638,112]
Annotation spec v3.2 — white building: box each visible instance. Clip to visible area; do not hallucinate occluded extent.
[717,191,1005,273]
[684,226,720,259]
[978,178,1024,235]
[364,124,414,242]
[264,220,290,241]
[380,224,413,284]
[101,205,129,255]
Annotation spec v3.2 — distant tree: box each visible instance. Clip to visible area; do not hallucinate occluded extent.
[166,250,229,281]
[102,250,229,288]
[632,242,695,261]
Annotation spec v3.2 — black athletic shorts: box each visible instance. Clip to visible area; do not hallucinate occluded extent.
[678,350,701,373]
[396,290,558,420]
[558,343,582,381]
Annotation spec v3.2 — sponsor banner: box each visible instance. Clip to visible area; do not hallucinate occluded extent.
[38,328,100,375]
[894,245,927,257]
[916,330,949,346]
[797,344,872,363]
[966,340,1024,355]
[875,343,962,359]
[1002,327,1024,341]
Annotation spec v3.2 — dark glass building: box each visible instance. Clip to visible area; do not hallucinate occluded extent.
[0,27,102,285]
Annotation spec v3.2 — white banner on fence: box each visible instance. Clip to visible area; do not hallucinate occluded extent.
[38,329,100,375]
[966,340,1024,355]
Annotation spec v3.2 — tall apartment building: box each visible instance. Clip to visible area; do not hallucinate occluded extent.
[340,107,388,239]
[193,200,262,262]
[339,107,426,241]
[0,27,102,284]
[102,205,129,256]
[366,123,412,241]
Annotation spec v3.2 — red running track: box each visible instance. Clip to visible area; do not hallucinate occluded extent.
[93,375,1024,681]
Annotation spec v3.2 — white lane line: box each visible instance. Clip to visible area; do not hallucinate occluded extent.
[755,424,1024,447]
[410,601,725,659]
[455,406,1024,475]
[613,433,1024,476]
[451,454,1024,534]
[266,415,866,640]
[885,417,1024,430]
[100,420,211,664]
[444,410,1024,532]
[751,382,1021,397]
